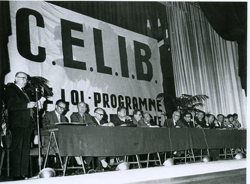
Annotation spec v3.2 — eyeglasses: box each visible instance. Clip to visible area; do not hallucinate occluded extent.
[137,114,142,116]
[96,112,104,116]
[57,105,66,110]
[16,76,28,81]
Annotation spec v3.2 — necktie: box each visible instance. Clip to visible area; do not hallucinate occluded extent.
[22,88,30,101]
[22,88,33,118]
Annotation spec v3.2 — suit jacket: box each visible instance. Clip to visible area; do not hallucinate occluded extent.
[132,118,149,127]
[42,110,68,128]
[176,119,194,128]
[91,116,105,126]
[164,118,178,128]
[110,114,133,126]
[215,121,224,128]
[194,117,207,128]
[70,112,94,125]
[6,83,32,129]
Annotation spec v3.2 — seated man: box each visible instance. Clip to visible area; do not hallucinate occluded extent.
[176,112,194,128]
[110,106,133,126]
[194,111,206,128]
[132,109,149,127]
[226,114,235,129]
[164,110,181,128]
[232,113,241,128]
[143,112,157,126]
[70,102,94,125]
[223,117,232,128]
[92,107,114,127]
[204,114,215,129]
[92,107,114,169]
[42,99,68,128]
[217,114,224,128]
[75,107,114,171]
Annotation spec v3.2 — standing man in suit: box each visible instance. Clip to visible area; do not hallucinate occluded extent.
[6,72,37,180]
[164,111,181,128]
[70,102,94,125]
[42,99,68,128]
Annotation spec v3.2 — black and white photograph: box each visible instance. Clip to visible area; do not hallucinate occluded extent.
[0,1,247,183]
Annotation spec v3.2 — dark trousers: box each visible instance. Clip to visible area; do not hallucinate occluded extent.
[11,127,32,177]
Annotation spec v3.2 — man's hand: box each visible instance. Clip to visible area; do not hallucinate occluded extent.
[37,97,46,109]
[196,125,202,129]
[124,116,131,120]
[27,102,36,108]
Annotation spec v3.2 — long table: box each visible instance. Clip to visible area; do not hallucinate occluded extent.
[55,125,246,157]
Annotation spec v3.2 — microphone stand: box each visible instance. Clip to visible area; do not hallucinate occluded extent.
[35,88,42,171]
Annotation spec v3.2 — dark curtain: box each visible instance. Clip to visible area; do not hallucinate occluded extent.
[198,2,247,94]
[48,1,167,40]
[0,1,11,132]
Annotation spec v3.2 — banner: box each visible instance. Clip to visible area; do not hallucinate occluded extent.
[5,1,164,123]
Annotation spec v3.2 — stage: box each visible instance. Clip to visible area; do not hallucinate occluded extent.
[2,159,246,184]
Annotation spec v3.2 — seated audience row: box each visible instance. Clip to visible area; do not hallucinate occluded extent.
[42,100,157,129]
[42,99,241,130]
[164,110,241,129]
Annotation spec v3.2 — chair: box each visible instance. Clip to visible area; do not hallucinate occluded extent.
[219,148,234,159]
[62,156,86,176]
[140,152,162,168]
[29,147,57,176]
[171,149,196,163]
[43,129,63,166]
[124,155,141,168]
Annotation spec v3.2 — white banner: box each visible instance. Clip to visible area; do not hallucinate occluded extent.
[5,1,164,123]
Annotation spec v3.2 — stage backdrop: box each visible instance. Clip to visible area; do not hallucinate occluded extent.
[5,1,164,123]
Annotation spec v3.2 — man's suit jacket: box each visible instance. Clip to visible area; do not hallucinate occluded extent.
[176,119,194,128]
[216,121,224,128]
[110,114,133,126]
[91,116,105,126]
[194,117,207,128]
[132,118,149,127]
[42,110,68,128]
[164,118,178,128]
[6,83,32,129]
[70,112,94,125]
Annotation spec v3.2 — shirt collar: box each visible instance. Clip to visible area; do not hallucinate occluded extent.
[118,115,126,121]
[95,117,100,125]
[15,83,23,91]
[55,110,60,117]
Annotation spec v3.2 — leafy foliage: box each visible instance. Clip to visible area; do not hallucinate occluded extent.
[24,76,53,101]
[157,93,209,114]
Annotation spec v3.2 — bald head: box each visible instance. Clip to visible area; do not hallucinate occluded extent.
[15,72,29,88]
